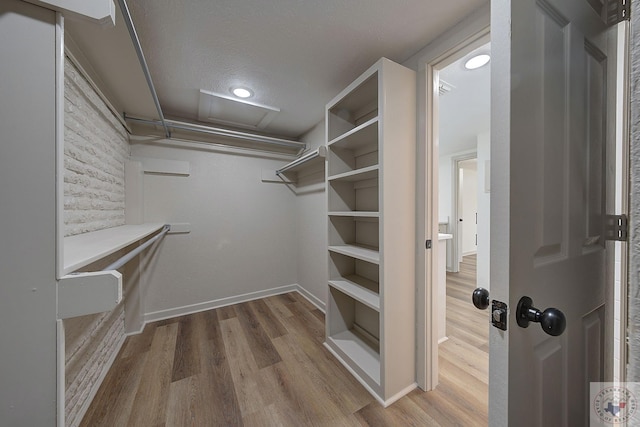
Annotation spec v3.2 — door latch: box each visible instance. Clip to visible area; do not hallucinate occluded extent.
[491,300,508,331]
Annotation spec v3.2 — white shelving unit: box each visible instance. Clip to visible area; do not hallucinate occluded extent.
[325,58,416,406]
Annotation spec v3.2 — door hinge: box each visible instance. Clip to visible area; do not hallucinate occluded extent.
[587,0,630,25]
[605,214,628,241]
[612,0,631,23]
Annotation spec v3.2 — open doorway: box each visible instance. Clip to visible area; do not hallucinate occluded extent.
[433,41,491,418]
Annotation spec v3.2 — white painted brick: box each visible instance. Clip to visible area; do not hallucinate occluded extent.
[64,59,129,237]
[63,58,129,427]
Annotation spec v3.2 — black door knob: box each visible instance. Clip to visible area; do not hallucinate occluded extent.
[472,288,490,310]
[516,296,566,336]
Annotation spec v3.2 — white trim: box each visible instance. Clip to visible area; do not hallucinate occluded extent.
[382,383,419,407]
[143,284,298,324]
[55,12,65,281]
[125,285,324,337]
[57,320,66,427]
[411,5,491,391]
[55,13,65,427]
[615,20,630,382]
[295,285,326,312]
[451,152,478,273]
[323,339,417,408]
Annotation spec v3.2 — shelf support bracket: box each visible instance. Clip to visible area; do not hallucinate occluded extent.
[57,270,122,319]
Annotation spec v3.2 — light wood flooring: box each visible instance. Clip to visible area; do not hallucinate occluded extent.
[81,256,488,426]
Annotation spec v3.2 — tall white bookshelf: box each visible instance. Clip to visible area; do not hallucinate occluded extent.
[324,58,416,406]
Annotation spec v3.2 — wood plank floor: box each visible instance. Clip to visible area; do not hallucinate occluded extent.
[81,257,487,426]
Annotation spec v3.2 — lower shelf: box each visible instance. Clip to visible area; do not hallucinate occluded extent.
[325,329,380,388]
[329,276,380,311]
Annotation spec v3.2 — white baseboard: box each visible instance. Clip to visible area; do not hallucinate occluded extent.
[143,284,298,324]
[124,284,326,338]
[295,285,325,313]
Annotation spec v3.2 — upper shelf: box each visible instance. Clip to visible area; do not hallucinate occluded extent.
[328,165,379,182]
[276,146,327,176]
[63,223,165,275]
[327,117,378,151]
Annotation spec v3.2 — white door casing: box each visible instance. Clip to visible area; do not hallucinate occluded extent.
[491,0,618,425]
[459,159,478,256]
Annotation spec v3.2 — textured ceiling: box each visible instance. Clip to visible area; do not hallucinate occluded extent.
[126,0,488,138]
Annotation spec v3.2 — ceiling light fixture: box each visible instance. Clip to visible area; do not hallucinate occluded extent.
[464,54,490,70]
[231,86,253,98]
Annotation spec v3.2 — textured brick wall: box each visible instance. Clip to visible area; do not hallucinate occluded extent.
[629,0,640,382]
[63,58,129,427]
[64,59,129,237]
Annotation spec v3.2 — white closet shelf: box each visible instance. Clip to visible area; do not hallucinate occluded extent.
[326,330,380,385]
[276,146,327,175]
[329,275,380,311]
[328,165,379,182]
[328,244,380,264]
[63,223,165,275]
[328,117,379,150]
[329,211,379,218]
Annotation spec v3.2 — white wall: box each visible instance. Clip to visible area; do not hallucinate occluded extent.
[130,141,299,320]
[294,123,328,309]
[0,3,58,424]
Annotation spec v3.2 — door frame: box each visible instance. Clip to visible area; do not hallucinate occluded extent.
[414,5,491,389]
[414,4,630,395]
[451,152,478,272]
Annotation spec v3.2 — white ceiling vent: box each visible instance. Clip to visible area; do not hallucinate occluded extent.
[439,79,456,95]
[197,89,280,130]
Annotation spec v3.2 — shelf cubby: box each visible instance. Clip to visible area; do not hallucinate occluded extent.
[327,73,379,142]
[328,118,378,177]
[329,251,379,311]
[329,215,379,249]
[326,286,381,389]
[328,178,378,213]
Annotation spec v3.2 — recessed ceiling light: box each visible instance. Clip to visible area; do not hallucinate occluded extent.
[231,87,253,98]
[464,54,490,70]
